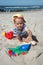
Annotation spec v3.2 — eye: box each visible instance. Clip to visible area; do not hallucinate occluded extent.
[17,23,19,25]
[20,22,23,24]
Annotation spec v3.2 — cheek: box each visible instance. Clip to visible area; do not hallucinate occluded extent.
[21,24,24,27]
[16,24,19,28]
[15,24,18,27]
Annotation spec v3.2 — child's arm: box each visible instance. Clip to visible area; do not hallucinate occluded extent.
[22,28,33,43]
[17,35,28,42]
[17,28,33,43]
[17,35,23,42]
[26,29,33,40]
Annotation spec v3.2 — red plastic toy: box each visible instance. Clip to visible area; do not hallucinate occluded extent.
[8,50,12,56]
[5,31,14,39]
[22,52,27,55]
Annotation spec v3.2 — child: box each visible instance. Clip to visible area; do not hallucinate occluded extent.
[12,14,37,45]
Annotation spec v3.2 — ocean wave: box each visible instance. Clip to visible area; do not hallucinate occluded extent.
[0,5,43,12]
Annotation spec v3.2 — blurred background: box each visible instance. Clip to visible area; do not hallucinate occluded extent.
[0,0,43,12]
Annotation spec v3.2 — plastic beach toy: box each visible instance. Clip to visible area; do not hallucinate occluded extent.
[20,44,31,51]
[2,31,14,39]
[7,43,31,56]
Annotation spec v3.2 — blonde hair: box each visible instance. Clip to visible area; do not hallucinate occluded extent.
[12,14,26,23]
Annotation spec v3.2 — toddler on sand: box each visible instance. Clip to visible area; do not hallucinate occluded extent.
[12,14,37,45]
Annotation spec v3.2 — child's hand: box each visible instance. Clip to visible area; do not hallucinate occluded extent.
[23,38,29,43]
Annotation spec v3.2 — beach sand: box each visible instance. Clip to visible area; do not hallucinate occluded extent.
[0,10,43,65]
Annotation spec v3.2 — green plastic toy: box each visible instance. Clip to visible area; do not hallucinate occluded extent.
[8,44,31,56]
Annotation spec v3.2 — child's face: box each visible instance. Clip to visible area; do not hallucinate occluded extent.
[14,18,24,30]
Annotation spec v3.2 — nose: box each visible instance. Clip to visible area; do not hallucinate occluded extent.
[19,24,21,26]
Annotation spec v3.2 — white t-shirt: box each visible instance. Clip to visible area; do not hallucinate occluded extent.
[13,24,28,38]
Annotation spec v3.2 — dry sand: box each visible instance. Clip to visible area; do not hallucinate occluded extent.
[0,10,43,65]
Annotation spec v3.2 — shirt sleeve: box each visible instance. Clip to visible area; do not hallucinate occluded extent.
[13,28,18,36]
[24,24,28,30]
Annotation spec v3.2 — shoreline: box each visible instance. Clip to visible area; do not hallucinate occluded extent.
[0,9,43,13]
